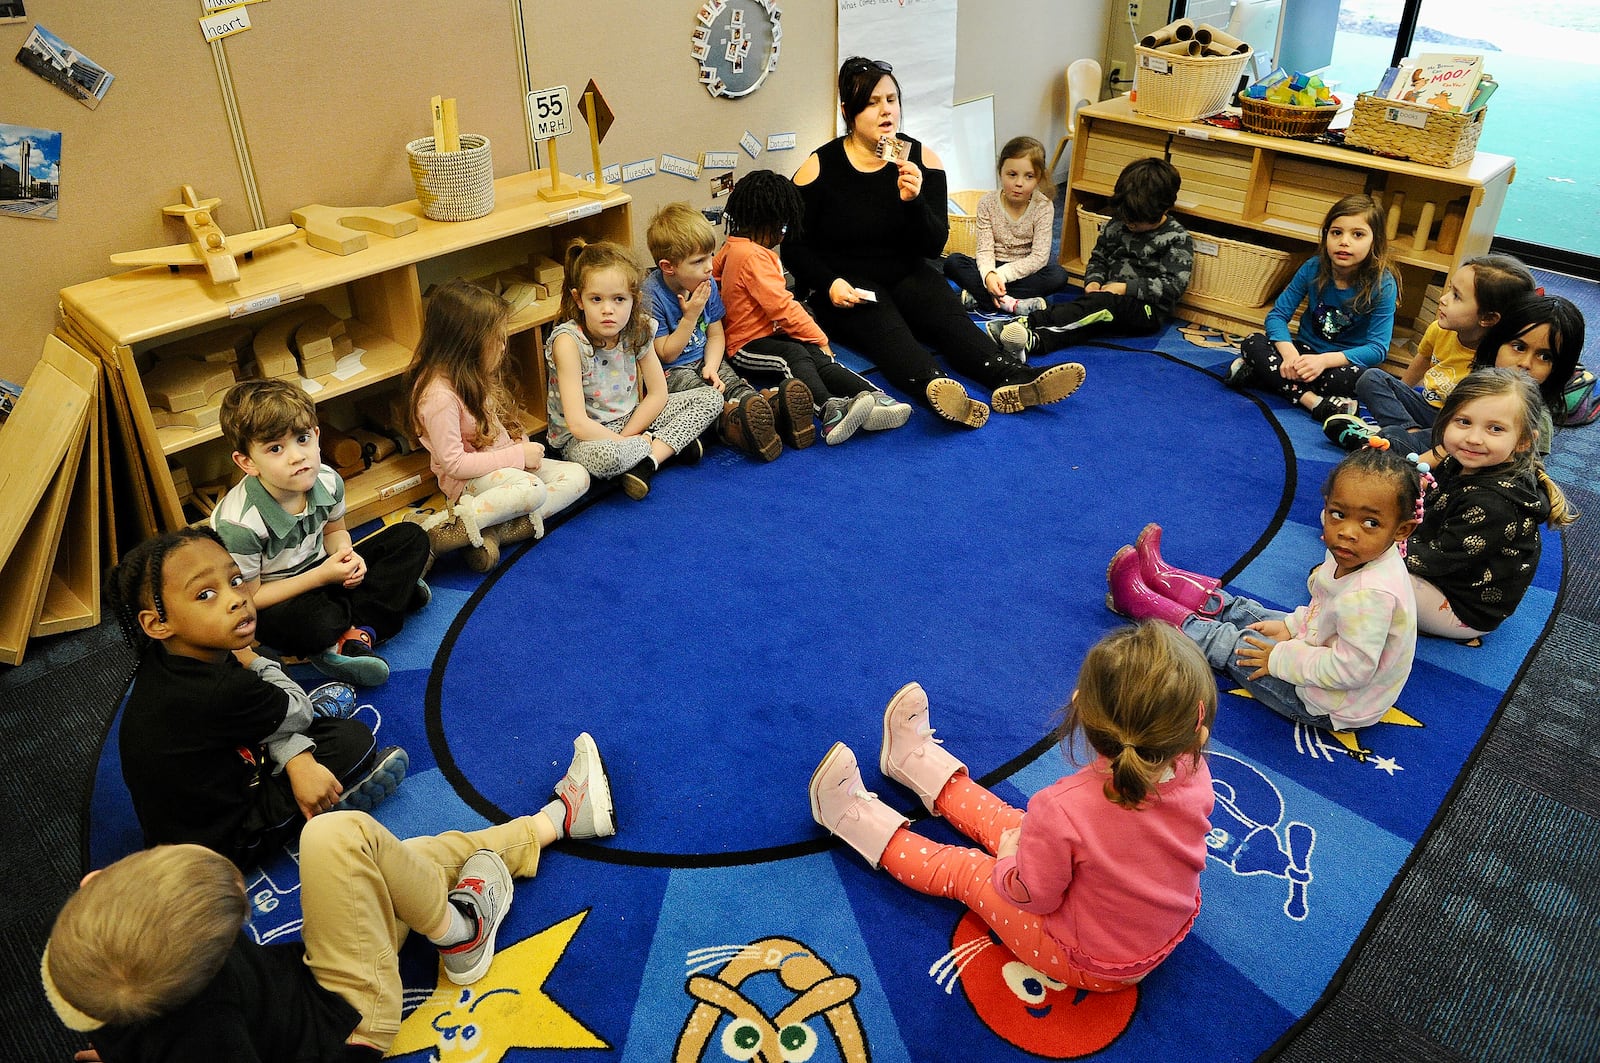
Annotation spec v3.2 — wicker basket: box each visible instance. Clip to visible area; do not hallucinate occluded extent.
[1344,94,1484,168]
[1131,44,1252,122]
[406,134,495,221]
[944,190,987,258]
[1077,205,1303,308]
[1239,95,1340,139]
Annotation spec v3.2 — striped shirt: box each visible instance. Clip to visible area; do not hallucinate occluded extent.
[211,465,345,583]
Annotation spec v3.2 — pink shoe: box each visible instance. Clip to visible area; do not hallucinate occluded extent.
[880,682,966,815]
[1135,523,1221,613]
[809,742,907,868]
[1107,546,1194,626]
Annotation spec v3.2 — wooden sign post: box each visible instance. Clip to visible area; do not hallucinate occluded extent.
[528,85,579,202]
[579,79,616,200]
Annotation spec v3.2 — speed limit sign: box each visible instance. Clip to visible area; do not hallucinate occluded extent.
[527,86,572,140]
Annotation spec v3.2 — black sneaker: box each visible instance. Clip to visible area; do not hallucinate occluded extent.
[1224,357,1254,389]
[621,457,657,500]
[676,437,705,465]
[1323,413,1379,451]
[1307,396,1358,422]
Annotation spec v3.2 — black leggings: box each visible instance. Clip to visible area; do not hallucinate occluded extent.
[1239,333,1366,402]
[810,264,1026,402]
[255,522,430,656]
[1024,291,1163,356]
[733,335,878,408]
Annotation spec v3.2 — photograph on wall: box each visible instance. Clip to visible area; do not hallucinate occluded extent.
[0,3,29,26]
[0,120,61,220]
[15,25,115,109]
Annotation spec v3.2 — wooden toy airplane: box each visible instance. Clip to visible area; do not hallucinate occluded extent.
[109,185,298,285]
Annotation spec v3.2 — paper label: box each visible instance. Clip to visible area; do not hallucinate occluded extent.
[202,0,267,10]
[602,164,622,184]
[1192,239,1220,257]
[740,131,762,158]
[379,474,424,499]
[554,202,604,224]
[228,287,302,319]
[621,158,657,182]
[1138,54,1172,75]
[1385,106,1429,129]
[660,154,701,180]
[199,7,251,41]
[766,132,796,151]
[702,150,739,170]
[1177,126,1210,140]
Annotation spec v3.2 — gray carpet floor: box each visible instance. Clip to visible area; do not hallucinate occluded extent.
[2,269,1594,1062]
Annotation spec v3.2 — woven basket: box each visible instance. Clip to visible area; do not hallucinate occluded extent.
[1077,205,1302,308]
[406,134,495,221]
[1131,44,1252,122]
[944,190,987,257]
[1344,94,1484,168]
[1239,95,1340,139]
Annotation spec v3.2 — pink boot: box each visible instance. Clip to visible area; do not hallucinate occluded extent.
[880,681,965,815]
[1107,546,1194,626]
[809,742,908,869]
[1135,523,1221,612]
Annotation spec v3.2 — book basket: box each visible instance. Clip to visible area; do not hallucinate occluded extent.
[405,134,495,221]
[1131,45,1252,121]
[943,189,987,258]
[1077,205,1303,308]
[1239,95,1340,139]
[1344,94,1484,167]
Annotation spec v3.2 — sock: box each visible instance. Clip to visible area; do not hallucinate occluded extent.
[427,899,478,948]
[541,798,568,840]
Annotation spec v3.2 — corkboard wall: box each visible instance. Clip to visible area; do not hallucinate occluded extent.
[0,1,1106,384]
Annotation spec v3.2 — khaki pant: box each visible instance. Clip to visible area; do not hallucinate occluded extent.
[298,811,543,1052]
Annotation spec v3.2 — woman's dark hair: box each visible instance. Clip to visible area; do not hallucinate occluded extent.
[1472,294,1586,408]
[724,169,806,247]
[1322,445,1422,525]
[106,527,226,652]
[838,56,901,127]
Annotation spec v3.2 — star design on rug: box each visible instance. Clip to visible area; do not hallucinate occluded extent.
[388,910,607,1060]
[1232,689,1422,763]
[1370,755,1403,776]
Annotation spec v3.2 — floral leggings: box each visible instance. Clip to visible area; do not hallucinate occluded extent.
[880,773,1141,992]
[1239,333,1365,402]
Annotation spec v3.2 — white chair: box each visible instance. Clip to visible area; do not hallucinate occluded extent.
[1049,58,1103,173]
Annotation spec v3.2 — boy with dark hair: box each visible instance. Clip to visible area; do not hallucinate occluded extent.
[211,378,431,686]
[990,156,1193,359]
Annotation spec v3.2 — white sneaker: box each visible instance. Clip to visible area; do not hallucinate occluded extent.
[439,850,513,985]
[553,732,616,839]
[862,391,912,432]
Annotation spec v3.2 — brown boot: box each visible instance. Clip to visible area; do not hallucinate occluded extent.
[427,515,473,558]
[494,512,544,548]
[462,523,501,573]
[717,394,782,461]
[762,380,816,449]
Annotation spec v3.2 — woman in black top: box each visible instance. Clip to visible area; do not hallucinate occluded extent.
[787,57,1085,428]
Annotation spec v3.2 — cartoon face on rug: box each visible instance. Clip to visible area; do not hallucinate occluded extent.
[1206,753,1316,921]
[932,913,1137,1057]
[674,936,869,1063]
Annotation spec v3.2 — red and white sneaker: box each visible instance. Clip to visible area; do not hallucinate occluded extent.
[553,732,616,839]
[439,849,513,985]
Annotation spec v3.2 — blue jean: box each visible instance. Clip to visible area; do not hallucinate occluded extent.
[1180,592,1336,730]
[943,253,1069,310]
[1355,369,1436,454]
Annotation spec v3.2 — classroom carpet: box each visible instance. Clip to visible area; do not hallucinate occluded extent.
[87,319,1562,1062]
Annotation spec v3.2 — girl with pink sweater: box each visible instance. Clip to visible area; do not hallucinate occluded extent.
[407,280,590,571]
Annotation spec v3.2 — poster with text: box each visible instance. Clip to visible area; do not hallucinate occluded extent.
[836,0,957,165]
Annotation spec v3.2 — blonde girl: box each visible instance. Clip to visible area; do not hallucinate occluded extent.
[408,280,591,571]
[545,240,721,500]
[1229,194,1399,422]
[1405,368,1577,643]
[1331,254,1535,452]
[808,622,1216,991]
[943,135,1067,314]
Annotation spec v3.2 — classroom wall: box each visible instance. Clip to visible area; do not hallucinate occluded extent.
[0,1,1109,384]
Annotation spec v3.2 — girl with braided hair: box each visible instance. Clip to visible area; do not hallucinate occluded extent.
[806,622,1216,991]
[714,168,910,444]
[106,528,405,868]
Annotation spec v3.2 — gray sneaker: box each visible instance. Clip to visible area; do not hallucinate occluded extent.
[959,289,979,310]
[335,745,408,812]
[821,393,875,446]
[998,319,1036,359]
[1013,296,1049,314]
[862,391,912,432]
[553,732,616,839]
[440,850,514,985]
[982,318,1011,349]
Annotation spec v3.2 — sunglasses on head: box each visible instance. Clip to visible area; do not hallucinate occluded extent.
[844,57,893,75]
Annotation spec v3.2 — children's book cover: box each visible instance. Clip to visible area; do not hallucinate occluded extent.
[1407,53,1484,112]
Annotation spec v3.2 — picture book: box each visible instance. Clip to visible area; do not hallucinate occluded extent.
[1406,53,1484,112]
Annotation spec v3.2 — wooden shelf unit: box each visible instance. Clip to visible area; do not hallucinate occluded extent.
[60,170,630,532]
[1060,96,1515,358]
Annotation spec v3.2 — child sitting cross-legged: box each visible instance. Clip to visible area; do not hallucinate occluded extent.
[942,135,1068,315]
[991,157,1193,361]
[646,201,813,460]
[714,169,911,445]
[42,735,616,1062]
[211,379,432,687]
[108,527,408,869]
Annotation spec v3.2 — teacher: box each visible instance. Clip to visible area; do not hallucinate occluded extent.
[787,56,1085,428]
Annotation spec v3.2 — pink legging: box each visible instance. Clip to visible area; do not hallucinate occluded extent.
[880,774,1136,992]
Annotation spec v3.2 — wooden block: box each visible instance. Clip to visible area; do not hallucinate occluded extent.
[142,356,236,413]
[319,425,366,479]
[290,204,419,256]
[149,324,252,365]
[293,310,346,362]
[252,304,342,380]
[300,353,338,379]
[152,404,222,430]
[529,254,565,288]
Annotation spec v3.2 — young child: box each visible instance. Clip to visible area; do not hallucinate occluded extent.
[408,279,591,571]
[715,169,911,445]
[1470,294,1587,455]
[1109,446,1423,731]
[106,528,407,868]
[645,201,810,460]
[1228,194,1399,422]
[211,379,431,687]
[43,734,616,1061]
[943,136,1067,315]
[992,156,1192,360]
[807,623,1215,991]
[546,240,722,500]
[1404,368,1577,643]
[1327,255,1535,452]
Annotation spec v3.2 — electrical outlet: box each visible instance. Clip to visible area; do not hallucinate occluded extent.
[1127,1,1139,21]
[1109,64,1125,86]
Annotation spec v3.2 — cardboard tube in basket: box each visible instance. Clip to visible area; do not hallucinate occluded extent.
[1196,25,1250,55]
[1156,40,1202,56]
[1140,17,1195,47]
